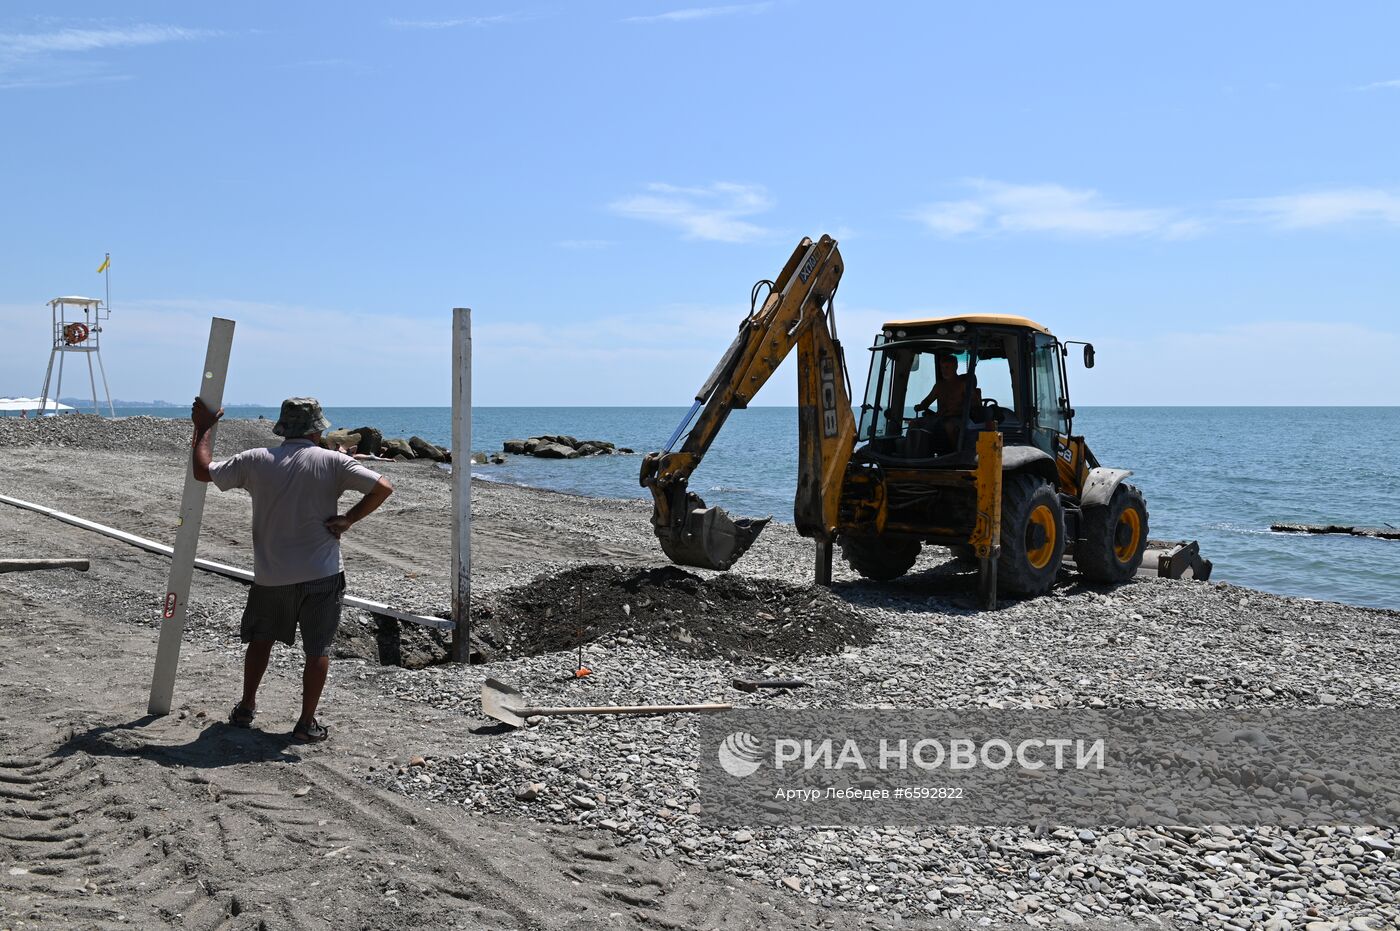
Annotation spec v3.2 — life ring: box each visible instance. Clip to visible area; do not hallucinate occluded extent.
[63,322,89,345]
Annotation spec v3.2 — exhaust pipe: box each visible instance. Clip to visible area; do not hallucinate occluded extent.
[654,491,770,571]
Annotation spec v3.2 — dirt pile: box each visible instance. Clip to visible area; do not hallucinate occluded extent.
[487,564,874,660]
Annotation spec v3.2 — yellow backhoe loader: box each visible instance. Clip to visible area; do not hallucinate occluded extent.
[640,234,1208,608]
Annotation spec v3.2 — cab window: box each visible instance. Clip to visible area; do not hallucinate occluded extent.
[1031,333,1067,451]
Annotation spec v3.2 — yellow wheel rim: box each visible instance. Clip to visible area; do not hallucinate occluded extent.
[1114,507,1142,563]
[1026,504,1057,570]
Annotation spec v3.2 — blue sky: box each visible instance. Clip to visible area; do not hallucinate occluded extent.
[2,2,1398,406]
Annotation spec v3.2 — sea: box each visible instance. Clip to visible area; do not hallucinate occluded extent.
[102,405,1399,612]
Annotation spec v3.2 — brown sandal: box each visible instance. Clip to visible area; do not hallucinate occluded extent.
[292,717,328,743]
[229,703,255,728]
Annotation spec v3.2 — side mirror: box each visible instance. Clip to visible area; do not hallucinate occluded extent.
[1083,344,1096,368]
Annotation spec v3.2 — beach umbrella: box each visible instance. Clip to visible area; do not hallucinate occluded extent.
[0,397,75,412]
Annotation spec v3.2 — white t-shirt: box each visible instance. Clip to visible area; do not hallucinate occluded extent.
[209,439,383,586]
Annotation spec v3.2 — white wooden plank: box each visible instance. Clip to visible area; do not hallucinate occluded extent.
[148,318,235,715]
[0,558,90,573]
[450,307,473,661]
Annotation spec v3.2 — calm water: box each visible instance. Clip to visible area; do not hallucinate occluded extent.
[106,406,1399,611]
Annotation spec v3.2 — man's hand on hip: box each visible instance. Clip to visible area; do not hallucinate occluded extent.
[325,515,355,539]
[331,477,393,539]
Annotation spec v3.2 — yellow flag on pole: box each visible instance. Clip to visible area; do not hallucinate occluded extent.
[96,255,110,274]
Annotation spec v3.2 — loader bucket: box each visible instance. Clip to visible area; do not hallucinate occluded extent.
[656,497,771,571]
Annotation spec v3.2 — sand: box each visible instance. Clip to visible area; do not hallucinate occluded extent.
[0,420,932,931]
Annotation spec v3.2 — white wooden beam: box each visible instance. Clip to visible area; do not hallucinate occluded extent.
[148,318,235,715]
[450,307,473,662]
[0,558,89,573]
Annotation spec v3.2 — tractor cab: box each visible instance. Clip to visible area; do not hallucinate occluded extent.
[855,314,1078,467]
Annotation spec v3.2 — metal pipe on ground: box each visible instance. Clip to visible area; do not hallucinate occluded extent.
[0,492,455,632]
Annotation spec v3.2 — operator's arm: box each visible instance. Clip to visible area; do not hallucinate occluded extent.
[190,397,225,483]
[325,476,393,539]
[914,382,945,413]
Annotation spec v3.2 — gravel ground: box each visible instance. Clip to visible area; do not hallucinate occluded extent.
[371,581,1399,931]
[0,411,279,453]
[1,415,1396,930]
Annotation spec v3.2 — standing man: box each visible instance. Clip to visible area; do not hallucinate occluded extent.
[191,397,393,742]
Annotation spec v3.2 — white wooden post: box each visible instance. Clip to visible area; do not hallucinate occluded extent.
[148,317,235,715]
[450,308,473,663]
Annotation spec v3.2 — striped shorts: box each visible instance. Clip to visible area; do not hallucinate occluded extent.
[240,572,345,657]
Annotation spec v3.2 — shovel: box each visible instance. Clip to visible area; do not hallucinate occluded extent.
[481,678,731,729]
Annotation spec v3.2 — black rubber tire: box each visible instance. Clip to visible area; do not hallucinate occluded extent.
[839,534,922,581]
[997,474,1066,597]
[1076,483,1150,583]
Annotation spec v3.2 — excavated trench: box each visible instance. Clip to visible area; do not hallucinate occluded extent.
[335,613,453,669]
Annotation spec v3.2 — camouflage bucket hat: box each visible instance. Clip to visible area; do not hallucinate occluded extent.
[272,397,331,438]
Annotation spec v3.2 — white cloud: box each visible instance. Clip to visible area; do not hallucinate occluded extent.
[0,298,439,407]
[913,181,1400,239]
[387,15,518,29]
[623,3,773,24]
[274,58,357,70]
[912,180,1201,239]
[8,298,1390,408]
[610,182,775,243]
[0,68,134,91]
[1081,322,1400,406]
[0,23,216,89]
[1234,188,1400,229]
[0,298,792,407]
[1356,79,1400,91]
[0,24,215,56]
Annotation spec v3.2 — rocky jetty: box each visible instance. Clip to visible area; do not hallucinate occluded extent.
[326,427,450,463]
[502,435,634,460]
[1273,523,1400,541]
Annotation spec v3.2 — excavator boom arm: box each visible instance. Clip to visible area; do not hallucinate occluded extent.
[640,235,856,570]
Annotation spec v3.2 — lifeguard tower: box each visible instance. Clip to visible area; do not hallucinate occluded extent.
[37,296,115,416]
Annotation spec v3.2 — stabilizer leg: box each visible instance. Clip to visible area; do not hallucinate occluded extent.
[979,556,997,610]
[814,539,833,586]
